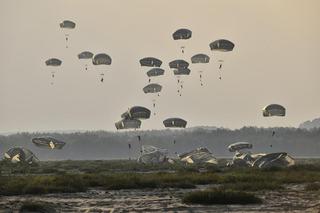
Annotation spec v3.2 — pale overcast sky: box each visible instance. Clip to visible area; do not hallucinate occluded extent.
[0,0,319,133]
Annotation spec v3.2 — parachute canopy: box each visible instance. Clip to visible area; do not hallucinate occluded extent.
[228,142,253,152]
[121,106,151,120]
[115,118,142,130]
[173,68,191,75]
[147,68,165,77]
[263,104,286,117]
[252,152,295,168]
[169,60,189,69]
[45,58,62,66]
[191,54,210,64]
[138,145,168,164]
[140,57,162,67]
[92,53,112,65]
[4,147,39,164]
[209,39,235,52]
[163,118,187,128]
[143,83,162,94]
[172,28,192,40]
[179,147,218,165]
[60,20,76,29]
[32,137,66,150]
[78,51,94,59]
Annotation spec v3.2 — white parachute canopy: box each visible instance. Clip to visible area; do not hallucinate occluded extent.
[179,147,218,165]
[137,145,168,164]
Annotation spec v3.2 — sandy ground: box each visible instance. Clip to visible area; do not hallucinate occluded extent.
[0,184,319,213]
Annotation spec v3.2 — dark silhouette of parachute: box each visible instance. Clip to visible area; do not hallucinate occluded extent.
[169,60,190,96]
[263,104,286,117]
[140,57,162,67]
[92,53,112,82]
[45,58,62,83]
[32,137,66,150]
[163,118,187,128]
[209,39,234,80]
[143,84,162,115]
[121,106,151,120]
[172,28,192,53]
[115,118,142,130]
[169,59,189,69]
[4,147,39,164]
[78,51,94,70]
[191,54,210,86]
[60,20,76,48]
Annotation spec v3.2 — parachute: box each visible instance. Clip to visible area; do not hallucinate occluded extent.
[169,60,190,96]
[209,39,235,80]
[92,53,112,82]
[263,104,286,117]
[263,104,286,140]
[138,145,169,164]
[45,58,62,84]
[146,68,164,83]
[32,137,66,150]
[163,118,187,128]
[228,142,253,152]
[121,106,151,120]
[179,147,218,165]
[60,20,76,48]
[78,51,94,71]
[115,118,142,130]
[116,106,151,157]
[172,28,192,54]
[191,54,210,86]
[143,83,162,115]
[4,147,39,164]
[139,57,162,67]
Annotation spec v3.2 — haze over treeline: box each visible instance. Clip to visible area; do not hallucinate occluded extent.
[0,126,319,161]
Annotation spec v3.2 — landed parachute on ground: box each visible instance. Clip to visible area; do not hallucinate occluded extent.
[263,104,286,117]
[45,58,62,84]
[140,57,162,67]
[172,28,192,54]
[4,147,39,164]
[138,145,169,164]
[32,137,66,150]
[92,53,112,82]
[179,147,218,165]
[191,54,210,86]
[60,20,76,48]
[209,39,235,80]
[78,51,94,71]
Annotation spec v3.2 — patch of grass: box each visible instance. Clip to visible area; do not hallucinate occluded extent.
[305,182,320,191]
[182,189,262,205]
[20,201,56,213]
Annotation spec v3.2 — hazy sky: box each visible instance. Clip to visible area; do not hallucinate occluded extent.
[0,0,319,133]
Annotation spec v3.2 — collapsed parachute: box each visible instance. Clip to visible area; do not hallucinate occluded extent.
[138,145,169,164]
[209,39,234,80]
[32,137,66,150]
[179,147,218,165]
[60,20,76,48]
[78,51,94,71]
[191,54,210,86]
[4,147,39,164]
[172,28,192,54]
[92,53,112,82]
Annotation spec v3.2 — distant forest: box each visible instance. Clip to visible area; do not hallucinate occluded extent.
[0,127,319,161]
